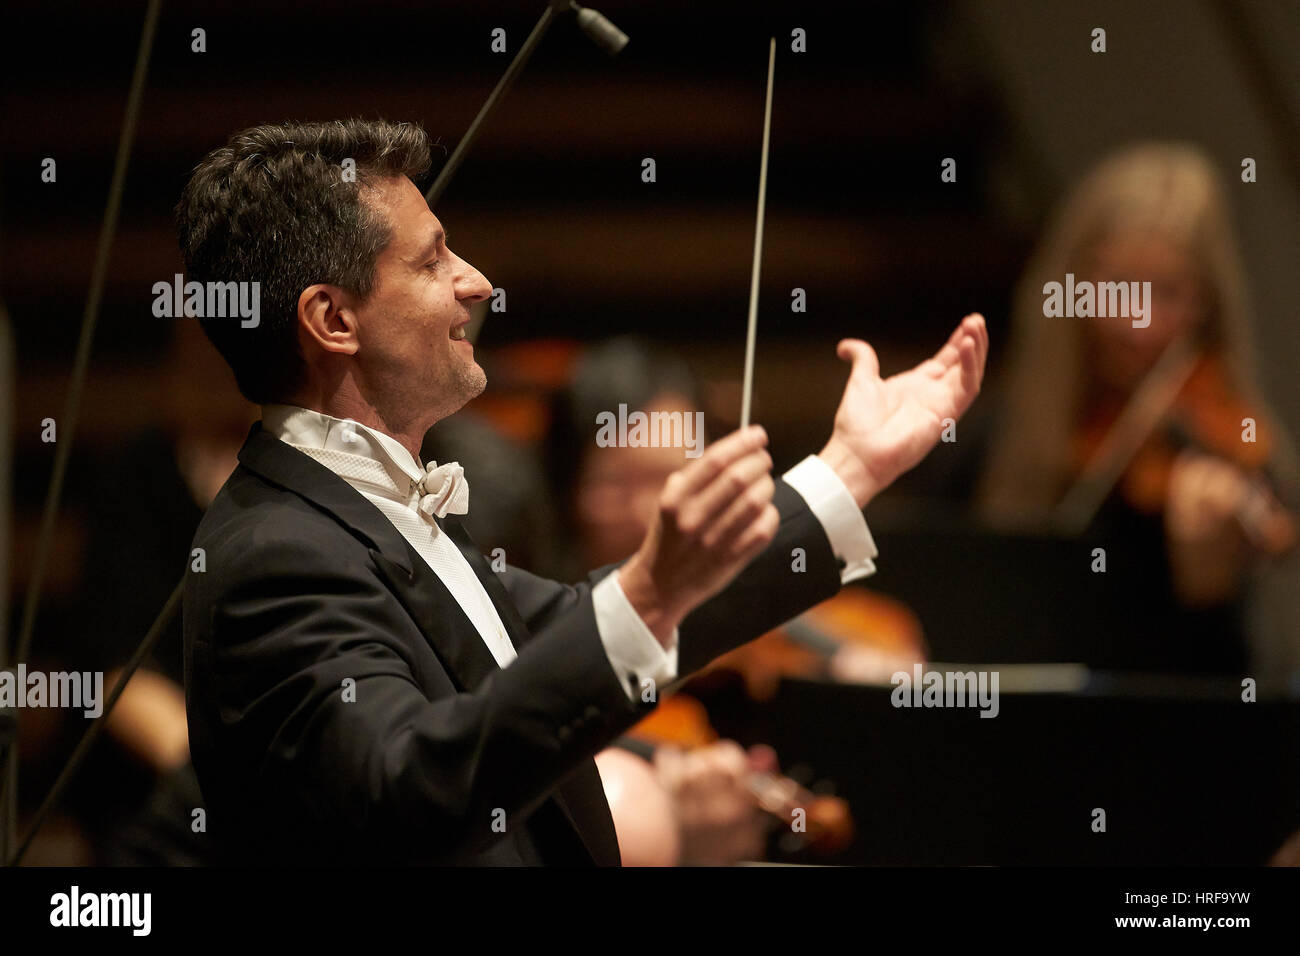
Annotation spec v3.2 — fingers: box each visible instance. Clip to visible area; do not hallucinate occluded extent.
[931,313,987,378]
[1168,451,1249,535]
[660,740,751,806]
[702,471,776,550]
[929,321,968,371]
[936,315,987,407]
[705,740,751,785]
[959,333,980,400]
[967,313,988,386]
[836,338,880,379]
[676,443,773,537]
[665,424,768,502]
[842,315,987,384]
[633,425,779,632]
[746,743,779,776]
[730,502,780,564]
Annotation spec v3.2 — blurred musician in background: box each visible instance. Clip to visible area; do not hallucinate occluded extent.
[973,143,1298,675]
[542,339,915,863]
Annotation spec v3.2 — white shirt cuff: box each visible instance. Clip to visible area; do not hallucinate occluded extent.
[593,572,679,701]
[782,455,878,584]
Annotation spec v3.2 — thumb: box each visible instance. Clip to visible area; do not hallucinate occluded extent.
[837,338,879,378]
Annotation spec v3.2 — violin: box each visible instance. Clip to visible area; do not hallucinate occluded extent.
[1062,335,1296,554]
[626,693,855,856]
[685,586,928,703]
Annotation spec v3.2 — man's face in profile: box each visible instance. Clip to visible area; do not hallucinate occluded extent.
[349,175,493,423]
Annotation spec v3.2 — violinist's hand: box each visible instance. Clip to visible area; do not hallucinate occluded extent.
[1166,450,1253,605]
[654,740,776,866]
[818,314,987,507]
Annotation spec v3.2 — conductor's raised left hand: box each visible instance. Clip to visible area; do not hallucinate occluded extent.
[818,313,987,507]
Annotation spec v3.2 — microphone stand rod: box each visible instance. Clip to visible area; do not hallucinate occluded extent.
[6,578,183,867]
[7,0,629,865]
[425,1,627,208]
[1,0,163,865]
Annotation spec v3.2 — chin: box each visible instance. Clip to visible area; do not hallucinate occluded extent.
[466,365,487,398]
[448,367,488,413]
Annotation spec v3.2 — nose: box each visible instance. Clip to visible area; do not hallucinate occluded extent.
[452,250,493,304]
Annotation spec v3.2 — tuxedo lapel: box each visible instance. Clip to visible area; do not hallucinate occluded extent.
[437,515,533,653]
[236,422,611,865]
[236,422,502,693]
[368,548,503,693]
[438,515,620,866]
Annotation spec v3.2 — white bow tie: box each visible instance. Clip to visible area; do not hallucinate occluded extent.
[415,461,469,521]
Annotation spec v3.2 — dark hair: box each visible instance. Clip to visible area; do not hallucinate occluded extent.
[175,118,432,404]
[544,336,700,520]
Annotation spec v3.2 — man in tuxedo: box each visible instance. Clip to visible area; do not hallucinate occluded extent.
[177,119,987,865]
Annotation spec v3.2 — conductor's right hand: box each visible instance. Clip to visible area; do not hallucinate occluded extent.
[617,425,779,646]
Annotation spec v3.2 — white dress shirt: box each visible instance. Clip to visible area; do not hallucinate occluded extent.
[261,404,877,700]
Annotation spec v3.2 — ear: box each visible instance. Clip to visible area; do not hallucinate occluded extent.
[297,283,360,359]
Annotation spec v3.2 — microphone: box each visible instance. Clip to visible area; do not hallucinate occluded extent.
[425,0,631,208]
[573,3,629,56]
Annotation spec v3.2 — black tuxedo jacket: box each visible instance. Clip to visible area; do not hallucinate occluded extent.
[183,422,845,865]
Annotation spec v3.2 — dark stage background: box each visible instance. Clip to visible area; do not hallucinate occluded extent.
[1,0,1299,867]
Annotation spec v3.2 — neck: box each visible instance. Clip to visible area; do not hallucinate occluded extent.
[287,376,433,462]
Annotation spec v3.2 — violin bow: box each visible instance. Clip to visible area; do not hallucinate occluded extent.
[1053,332,1203,535]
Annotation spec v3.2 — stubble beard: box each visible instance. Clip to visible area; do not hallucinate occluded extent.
[430,349,487,422]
